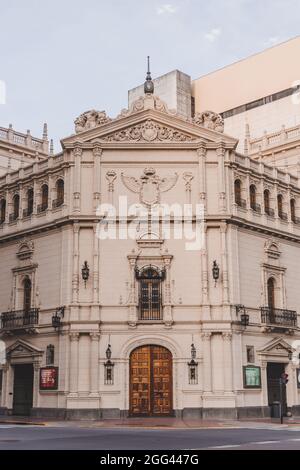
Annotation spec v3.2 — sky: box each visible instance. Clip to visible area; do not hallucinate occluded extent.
[0,0,300,150]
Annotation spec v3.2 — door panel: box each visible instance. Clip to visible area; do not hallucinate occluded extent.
[13,364,34,416]
[267,362,287,415]
[130,345,172,416]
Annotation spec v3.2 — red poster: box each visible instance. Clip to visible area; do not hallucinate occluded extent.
[40,367,58,390]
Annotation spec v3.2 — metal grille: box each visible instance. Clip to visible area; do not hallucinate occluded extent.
[261,307,297,328]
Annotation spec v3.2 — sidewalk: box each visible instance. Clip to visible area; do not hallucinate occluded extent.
[1,415,300,429]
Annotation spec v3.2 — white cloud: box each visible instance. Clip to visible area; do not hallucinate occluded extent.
[264,36,280,47]
[156,4,178,15]
[204,28,222,43]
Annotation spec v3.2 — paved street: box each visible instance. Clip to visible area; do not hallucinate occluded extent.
[1,423,300,450]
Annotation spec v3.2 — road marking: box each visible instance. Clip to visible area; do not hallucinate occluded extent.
[288,438,300,441]
[252,440,281,445]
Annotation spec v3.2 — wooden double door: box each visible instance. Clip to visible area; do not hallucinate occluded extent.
[130,345,173,416]
[13,364,34,416]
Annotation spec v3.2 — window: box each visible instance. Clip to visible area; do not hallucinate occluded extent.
[46,345,55,365]
[267,277,275,310]
[291,199,296,223]
[249,185,256,210]
[13,194,20,220]
[0,199,6,223]
[137,267,164,321]
[277,194,283,219]
[234,179,242,205]
[23,277,32,313]
[264,189,270,214]
[56,179,64,207]
[41,184,48,211]
[246,346,255,364]
[27,188,34,216]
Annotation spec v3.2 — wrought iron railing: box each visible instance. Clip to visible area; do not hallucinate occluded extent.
[52,199,64,209]
[37,203,48,213]
[278,211,288,221]
[236,198,247,209]
[1,309,39,330]
[23,208,33,218]
[251,203,261,213]
[265,207,275,217]
[9,213,18,222]
[261,307,297,328]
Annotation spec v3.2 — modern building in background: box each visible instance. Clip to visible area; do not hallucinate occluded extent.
[0,39,300,419]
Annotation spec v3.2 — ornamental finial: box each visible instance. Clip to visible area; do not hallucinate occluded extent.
[144,56,154,95]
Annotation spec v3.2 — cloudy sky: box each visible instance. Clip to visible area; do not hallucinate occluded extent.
[0,0,300,149]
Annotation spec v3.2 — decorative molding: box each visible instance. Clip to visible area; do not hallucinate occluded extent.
[17,238,34,260]
[121,167,178,206]
[192,111,224,133]
[74,110,111,133]
[106,170,117,192]
[101,119,197,143]
[183,172,194,191]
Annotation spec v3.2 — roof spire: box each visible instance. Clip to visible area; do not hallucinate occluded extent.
[144,56,154,95]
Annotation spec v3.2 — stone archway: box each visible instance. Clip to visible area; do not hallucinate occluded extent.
[129,345,173,416]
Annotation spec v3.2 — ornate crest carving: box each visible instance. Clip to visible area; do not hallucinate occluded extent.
[17,238,34,260]
[106,170,117,192]
[192,111,224,133]
[121,168,178,206]
[102,119,196,143]
[116,95,177,119]
[74,110,111,133]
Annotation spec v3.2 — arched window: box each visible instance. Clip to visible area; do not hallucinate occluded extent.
[0,199,6,223]
[23,277,32,313]
[250,185,257,211]
[13,194,20,220]
[56,179,64,207]
[277,194,283,219]
[27,188,34,216]
[290,199,296,223]
[136,267,164,321]
[41,184,48,211]
[234,179,242,206]
[264,189,270,215]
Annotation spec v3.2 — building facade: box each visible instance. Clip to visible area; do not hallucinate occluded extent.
[1,79,300,419]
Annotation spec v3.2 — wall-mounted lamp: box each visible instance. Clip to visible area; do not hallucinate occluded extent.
[236,304,249,326]
[104,344,114,385]
[52,306,65,330]
[188,343,198,385]
[81,261,90,287]
[212,260,220,287]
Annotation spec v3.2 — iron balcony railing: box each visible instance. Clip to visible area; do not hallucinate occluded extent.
[265,207,275,217]
[236,198,247,209]
[37,203,48,213]
[1,308,39,330]
[23,208,33,218]
[9,213,18,222]
[251,203,261,213]
[278,211,288,221]
[52,199,64,209]
[261,307,297,328]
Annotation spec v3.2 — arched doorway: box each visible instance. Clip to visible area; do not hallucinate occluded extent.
[130,345,173,416]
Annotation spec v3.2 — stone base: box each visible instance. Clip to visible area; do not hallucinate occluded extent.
[237,406,270,419]
[291,406,300,417]
[0,407,9,416]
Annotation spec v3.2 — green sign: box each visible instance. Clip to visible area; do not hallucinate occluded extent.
[243,366,261,388]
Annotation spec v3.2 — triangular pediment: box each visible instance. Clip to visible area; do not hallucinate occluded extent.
[61,96,238,149]
[257,337,294,356]
[6,339,43,359]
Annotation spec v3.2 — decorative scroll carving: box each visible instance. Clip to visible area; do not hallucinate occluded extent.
[102,119,197,143]
[17,238,34,260]
[116,95,177,119]
[192,111,224,133]
[106,170,117,192]
[121,168,178,206]
[74,110,111,133]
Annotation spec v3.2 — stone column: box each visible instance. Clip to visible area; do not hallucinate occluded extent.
[260,361,268,407]
[217,142,226,213]
[90,333,100,397]
[69,333,79,396]
[197,143,207,209]
[127,255,138,327]
[32,361,41,408]
[73,144,82,212]
[93,145,102,210]
[72,224,80,304]
[220,223,230,307]
[201,332,212,393]
[163,255,173,327]
[93,224,100,304]
[78,334,90,394]
[222,332,233,393]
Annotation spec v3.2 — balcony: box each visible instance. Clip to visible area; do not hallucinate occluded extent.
[1,309,39,333]
[23,208,33,218]
[251,203,261,213]
[52,199,63,209]
[236,198,247,209]
[265,207,275,217]
[37,203,48,213]
[261,307,297,329]
[9,213,18,223]
[278,212,288,221]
